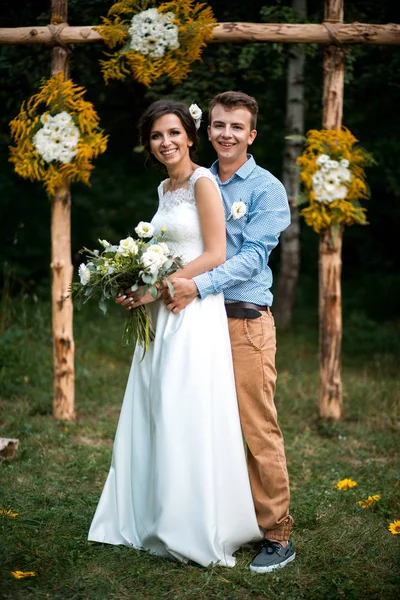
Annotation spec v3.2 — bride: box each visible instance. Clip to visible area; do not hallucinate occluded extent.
[88,99,261,567]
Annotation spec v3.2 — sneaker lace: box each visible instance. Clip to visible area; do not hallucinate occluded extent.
[263,540,282,554]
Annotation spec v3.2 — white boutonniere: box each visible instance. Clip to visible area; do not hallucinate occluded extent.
[228,201,247,220]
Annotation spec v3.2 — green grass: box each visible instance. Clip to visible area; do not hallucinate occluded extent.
[0,298,399,600]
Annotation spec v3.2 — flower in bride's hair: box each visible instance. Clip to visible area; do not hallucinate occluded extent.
[135,221,155,239]
[117,236,139,257]
[189,104,202,130]
[228,201,247,220]
[78,263,91,286]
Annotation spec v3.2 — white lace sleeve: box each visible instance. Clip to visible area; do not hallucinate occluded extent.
[189,167,221,199]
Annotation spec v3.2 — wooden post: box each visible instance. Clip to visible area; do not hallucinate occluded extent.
[50,0,75,421]
[318,0,344,420]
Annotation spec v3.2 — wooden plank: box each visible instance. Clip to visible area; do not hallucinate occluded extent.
[0,22,399,46]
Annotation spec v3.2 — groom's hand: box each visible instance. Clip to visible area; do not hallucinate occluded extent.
[165,278,199,314]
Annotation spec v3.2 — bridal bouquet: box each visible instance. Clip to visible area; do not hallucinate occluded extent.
[70,222,184,355]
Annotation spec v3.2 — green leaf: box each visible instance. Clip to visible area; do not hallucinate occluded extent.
[149,285,158,300]
[166,278,174,297]
[98,296,108,315]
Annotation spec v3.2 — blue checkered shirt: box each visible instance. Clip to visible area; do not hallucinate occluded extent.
[193,155,290,306]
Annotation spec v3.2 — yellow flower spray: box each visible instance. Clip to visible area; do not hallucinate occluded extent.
[296,128,374,234]
[9,73,108,196]
[97,0,216,86]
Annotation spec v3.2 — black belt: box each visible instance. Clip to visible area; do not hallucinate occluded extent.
[225,302,270,320]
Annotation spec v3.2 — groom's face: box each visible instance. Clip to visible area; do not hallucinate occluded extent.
[208,105,257,164]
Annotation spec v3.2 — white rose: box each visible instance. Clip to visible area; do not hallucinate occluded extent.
[141,248,164,272]
[135,221,155,239]
[159,242,169,254]
[149,244,168,264]
[230,201,247,220]
[117,236,139,256]
[78,263,91,286]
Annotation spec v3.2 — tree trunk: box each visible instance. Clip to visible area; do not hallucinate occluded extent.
[318,0,344,420]
[274,0,306,329]
[50,0,75,421]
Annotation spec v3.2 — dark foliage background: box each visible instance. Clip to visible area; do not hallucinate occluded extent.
[1,0,399,320]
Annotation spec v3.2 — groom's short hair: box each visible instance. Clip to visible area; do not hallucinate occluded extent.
[208,91,258,130]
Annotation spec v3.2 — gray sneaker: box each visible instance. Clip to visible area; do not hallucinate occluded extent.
[250,539,296,573]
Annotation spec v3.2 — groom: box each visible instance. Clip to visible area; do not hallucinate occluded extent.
[164,91,295,573]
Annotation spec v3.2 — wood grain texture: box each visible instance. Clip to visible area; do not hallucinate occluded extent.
[0,23,399,45]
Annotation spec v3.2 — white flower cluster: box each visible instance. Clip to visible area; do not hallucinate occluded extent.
[312,154,351,203]
[140,242,172,284]
[33,111,80,164]
[128,8,179,59]
[78,222,173,287]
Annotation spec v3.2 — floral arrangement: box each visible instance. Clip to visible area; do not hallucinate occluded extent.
[70,223,184,355]
[96,0,216,87]
[297,128,374,234]
[9,73,108,196]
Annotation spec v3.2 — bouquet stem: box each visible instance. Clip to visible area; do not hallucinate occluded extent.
[122,306,155,359]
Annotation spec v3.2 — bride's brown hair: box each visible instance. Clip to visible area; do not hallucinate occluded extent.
[138,100,199,168]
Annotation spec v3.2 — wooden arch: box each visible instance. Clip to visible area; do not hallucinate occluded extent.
[1,0,399,420]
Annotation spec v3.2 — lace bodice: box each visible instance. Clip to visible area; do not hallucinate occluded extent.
[151,167,221,263]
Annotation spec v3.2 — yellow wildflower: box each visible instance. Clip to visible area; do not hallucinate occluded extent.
[11,571,36,579]
[388,520,400,535]
[356,494,381,508]
[0,509,18,518]
[335,478,357,490]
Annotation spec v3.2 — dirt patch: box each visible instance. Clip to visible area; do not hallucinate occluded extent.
[73,435,113,448]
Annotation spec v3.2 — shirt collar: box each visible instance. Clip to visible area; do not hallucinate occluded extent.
[210,154,256,184]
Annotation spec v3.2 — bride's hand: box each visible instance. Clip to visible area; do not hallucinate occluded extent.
[115,286,157,311]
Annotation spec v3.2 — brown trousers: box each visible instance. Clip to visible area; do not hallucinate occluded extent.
[228,310,292,542]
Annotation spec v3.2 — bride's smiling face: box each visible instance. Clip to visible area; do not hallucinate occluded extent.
[150,113,193,167]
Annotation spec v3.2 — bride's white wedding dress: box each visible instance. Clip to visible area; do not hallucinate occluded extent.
[88,168,261,567]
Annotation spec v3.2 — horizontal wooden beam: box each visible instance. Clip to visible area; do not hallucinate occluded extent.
[0,22,399,46]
